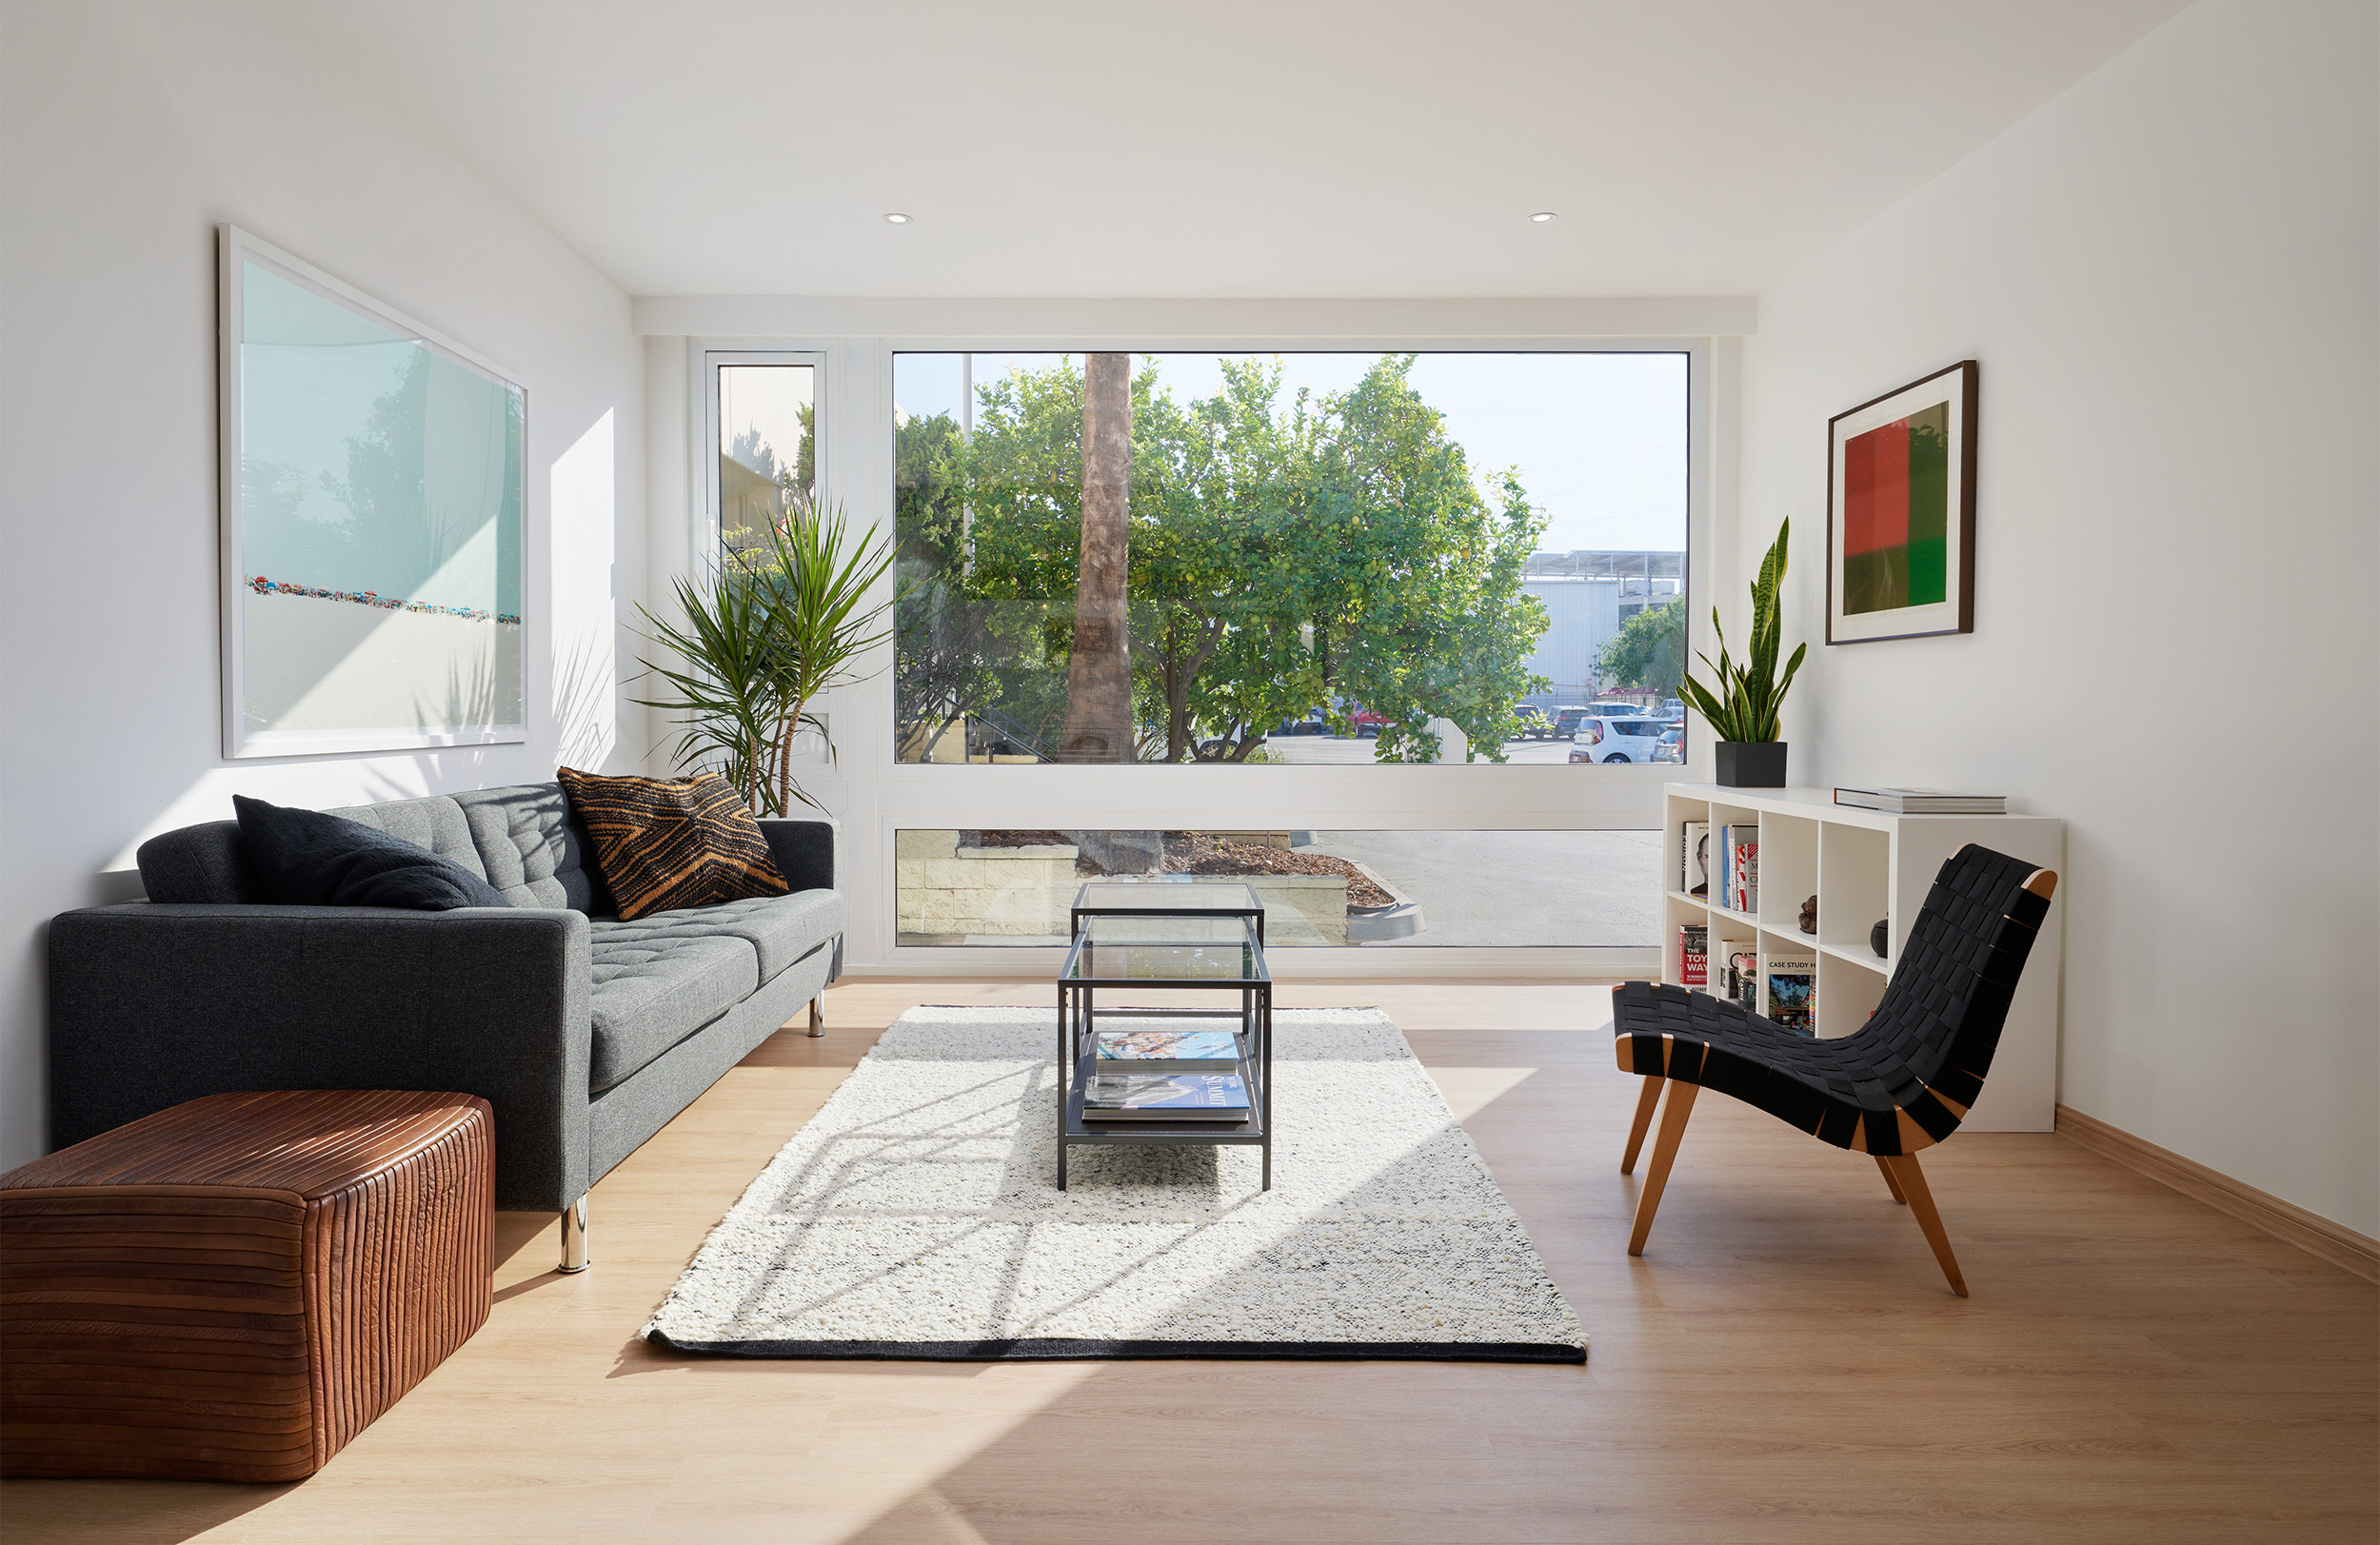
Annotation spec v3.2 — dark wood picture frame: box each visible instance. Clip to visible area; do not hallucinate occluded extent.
[1825,360,1978,644]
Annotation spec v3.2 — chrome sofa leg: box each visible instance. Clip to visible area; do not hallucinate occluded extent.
[806,995,825,1038]
[558,1194,591,1274]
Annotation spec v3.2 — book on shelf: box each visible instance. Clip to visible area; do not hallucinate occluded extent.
[1681,822,1711,897]
[1717,822,1759,912]
[1080,1073,1250,1121]
[1676,923,1708,987]
[1724,948,1760,1013]
[1834,786,2008,815]
[1765,954,1816,1036]
[1091,1029,1240,1073]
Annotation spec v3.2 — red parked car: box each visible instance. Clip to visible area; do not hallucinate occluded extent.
[1349,706,1393,738]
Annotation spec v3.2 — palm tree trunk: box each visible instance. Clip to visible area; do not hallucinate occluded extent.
[1060,352,1133,763]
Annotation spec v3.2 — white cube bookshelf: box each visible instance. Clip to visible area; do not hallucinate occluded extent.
[1661,782,2063,1133]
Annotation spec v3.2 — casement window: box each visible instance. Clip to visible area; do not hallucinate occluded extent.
[701,350,819,560]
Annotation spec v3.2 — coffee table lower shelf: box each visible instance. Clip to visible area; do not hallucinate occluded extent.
[1060,1047,1270,1191]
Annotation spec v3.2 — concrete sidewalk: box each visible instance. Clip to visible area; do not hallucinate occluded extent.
[1301,828,1660,947]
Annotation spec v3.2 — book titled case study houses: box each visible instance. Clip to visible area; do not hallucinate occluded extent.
[1660,782,2064,1132]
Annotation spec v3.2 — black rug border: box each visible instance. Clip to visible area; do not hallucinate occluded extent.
[645,1331,1585,1365]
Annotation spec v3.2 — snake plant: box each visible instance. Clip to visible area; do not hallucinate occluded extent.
[1677,519,1805,743]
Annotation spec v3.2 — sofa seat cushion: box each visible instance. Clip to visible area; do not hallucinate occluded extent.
[586,922,761,1092]
[674,889,845,980]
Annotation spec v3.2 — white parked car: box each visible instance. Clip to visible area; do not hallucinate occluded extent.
[1568,716,1673,763]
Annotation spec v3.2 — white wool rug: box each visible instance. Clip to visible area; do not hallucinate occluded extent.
[643,1007,1585,1363]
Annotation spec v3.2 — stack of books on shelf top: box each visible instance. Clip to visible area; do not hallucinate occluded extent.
[1082,1029,1249,1122]
[1834,786,2007,815]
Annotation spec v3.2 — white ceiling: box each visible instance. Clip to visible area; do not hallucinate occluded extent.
[279,0,2189,299]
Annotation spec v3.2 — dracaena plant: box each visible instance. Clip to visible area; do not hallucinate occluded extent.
[1677,518,1806,743]
[633,501,900,815]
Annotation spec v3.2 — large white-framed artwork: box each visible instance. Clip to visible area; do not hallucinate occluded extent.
[219,225,526,758]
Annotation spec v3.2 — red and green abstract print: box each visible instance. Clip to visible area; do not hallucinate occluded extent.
[1842,403,1949,614]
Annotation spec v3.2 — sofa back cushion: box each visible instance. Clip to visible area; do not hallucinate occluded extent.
[135,782,615,913]
[452,784,616,914]
[322,794,486,878]
[234,795,512,910]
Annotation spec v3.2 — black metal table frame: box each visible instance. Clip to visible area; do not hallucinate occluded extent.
[1055,921,1272,1192]
[1068,884,1266,946]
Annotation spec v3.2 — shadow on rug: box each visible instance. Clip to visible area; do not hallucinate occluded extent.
[643,1007,1585,1363]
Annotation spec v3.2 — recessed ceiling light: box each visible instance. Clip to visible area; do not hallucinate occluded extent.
[1529,211,1557,223]
[883,212,912,224]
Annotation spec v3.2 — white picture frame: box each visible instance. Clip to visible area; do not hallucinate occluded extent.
[218,224,528,758]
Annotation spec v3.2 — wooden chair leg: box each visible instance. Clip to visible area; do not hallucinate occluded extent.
[1620,1077,1666,1174]
[1878,1153,1967,1297]
[1875,1155,1907,1203]
[1627,1081,1698,1256]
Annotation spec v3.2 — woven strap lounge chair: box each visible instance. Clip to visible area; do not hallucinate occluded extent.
[1612,842,2057,1296]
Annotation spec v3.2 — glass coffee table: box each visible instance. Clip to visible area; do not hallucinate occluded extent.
[1055,911,1272,1191]
[1070,879,1266,944]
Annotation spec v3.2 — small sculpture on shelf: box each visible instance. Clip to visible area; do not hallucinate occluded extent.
[1799,895,1817,935]
[1871,919,1890,958]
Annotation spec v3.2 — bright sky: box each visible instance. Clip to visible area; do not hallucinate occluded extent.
[892,350,1686,553]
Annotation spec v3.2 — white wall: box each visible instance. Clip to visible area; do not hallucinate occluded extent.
[0,1,646,1167]
[1738,0,2378,1234]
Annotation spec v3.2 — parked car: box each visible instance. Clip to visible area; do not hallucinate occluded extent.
[1653,726,1684,763]
[1510,704,1557,740]
[1272,707,1329,735]
[1568,718,1672,763]
[1351,706,1393,738]
[1555,704,1642,737]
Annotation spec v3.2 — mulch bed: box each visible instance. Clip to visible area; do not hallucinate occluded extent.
[1161,834,1395,908]
[962,829,1397,908]
[964,830,1072,848]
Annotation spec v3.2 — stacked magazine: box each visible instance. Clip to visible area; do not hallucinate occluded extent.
[1082,1029,1249,1121]
[1834,786,2007,815]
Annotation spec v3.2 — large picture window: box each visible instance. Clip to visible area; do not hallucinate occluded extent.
[892,351,1688,766]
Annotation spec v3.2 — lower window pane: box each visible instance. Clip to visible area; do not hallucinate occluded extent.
[895,828,1656,947]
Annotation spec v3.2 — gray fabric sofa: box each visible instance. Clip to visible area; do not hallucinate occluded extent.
[46,782,842,1270]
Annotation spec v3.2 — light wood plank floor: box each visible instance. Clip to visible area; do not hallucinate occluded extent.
[8,981,2374,1543]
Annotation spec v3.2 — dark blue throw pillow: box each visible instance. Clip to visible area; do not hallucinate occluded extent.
[232,796,510,911]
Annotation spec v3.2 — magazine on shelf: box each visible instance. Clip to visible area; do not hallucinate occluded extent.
[1681,822,1711,897]
[1725,948,1760,1012]
[1834,786,2008,815]
[1766,954,1816,1035]
[1092,1029,1240,1073]
[1081,1073,1251,1121]
[1676,923,1708,987]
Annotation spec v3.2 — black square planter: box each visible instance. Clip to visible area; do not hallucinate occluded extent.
[1714,741,1788,787]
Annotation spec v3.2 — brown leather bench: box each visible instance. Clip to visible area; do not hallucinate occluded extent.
[1,1089,492,1481]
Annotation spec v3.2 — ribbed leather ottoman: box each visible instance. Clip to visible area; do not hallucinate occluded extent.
[1,1089,491,1481]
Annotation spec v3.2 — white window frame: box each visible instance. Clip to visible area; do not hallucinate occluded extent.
[690,330,1718,980]
[689,344,828,580]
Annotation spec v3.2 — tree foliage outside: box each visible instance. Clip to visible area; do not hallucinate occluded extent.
[894,354,1551,764]
[1596,596,1688,699]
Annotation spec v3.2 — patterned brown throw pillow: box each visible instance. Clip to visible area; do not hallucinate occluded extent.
[555,768,789,921]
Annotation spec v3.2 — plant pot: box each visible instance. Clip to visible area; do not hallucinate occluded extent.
[1713,741,1787,788]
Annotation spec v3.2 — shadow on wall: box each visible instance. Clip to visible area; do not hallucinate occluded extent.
[552,630,617,774]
